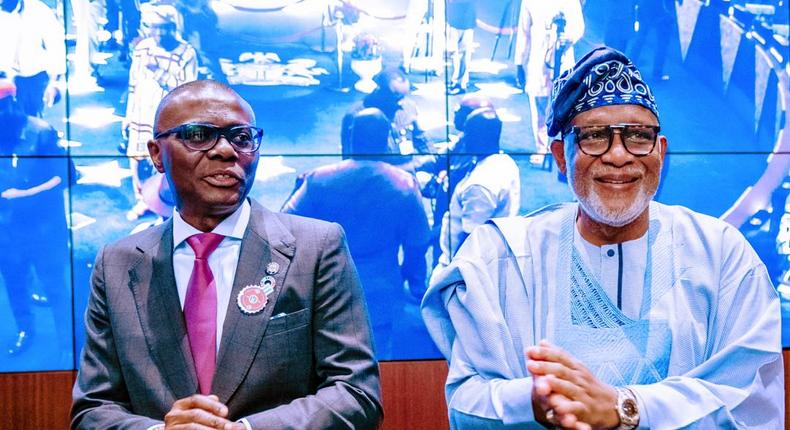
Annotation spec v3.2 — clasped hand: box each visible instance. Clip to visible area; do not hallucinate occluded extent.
[164,394,245,430]
[527,340,620,430]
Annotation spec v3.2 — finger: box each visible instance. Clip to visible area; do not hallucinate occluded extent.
[173,395,229,417]
[573,421,593,430]
[557,410,578,429]
[533,375,552,397]
[528,342,578,370]
[527,359,574,380]
[167,423,220,430]
[543,374,585,400]
[547,392,579,413]
[223,423,247,430]
[165,408,231,428]
[547,392,590,424]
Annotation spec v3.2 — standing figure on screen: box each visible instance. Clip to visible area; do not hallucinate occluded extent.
[438,107,520,266]
[174,0,224,80]
[425,94,494,265]
[422,47,784,429]
[401,0,445,75]
[446,0,476,95]
[0,0,65,118]
[341,67,430,163]
[283,108,431,359]
[72,80,382,429]
[123,4,197,221]
[0,80,71,363]
[513,0,584,164]
[627,0,677,81]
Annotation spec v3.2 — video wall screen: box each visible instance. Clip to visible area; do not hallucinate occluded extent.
[0,0,788,372]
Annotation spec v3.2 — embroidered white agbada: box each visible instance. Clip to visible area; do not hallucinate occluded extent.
[422,202,783,429]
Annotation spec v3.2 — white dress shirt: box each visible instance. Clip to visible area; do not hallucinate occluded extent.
[172,199,251,353]
[577,231,648,320]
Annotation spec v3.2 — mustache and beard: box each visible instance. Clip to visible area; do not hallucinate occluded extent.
[567,161,661,228]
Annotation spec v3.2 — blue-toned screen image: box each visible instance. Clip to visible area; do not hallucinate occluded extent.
[0,0,788,371]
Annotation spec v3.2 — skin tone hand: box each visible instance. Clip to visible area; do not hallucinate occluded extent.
[164,394,245,430]
[44,82,60,107]
[527,340,619,430]
[532,375,591,430]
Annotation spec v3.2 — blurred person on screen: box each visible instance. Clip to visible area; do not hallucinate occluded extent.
[174,0,224,81]
[513,0,584,164]
[72,80,382,430]
[424,94,495,265]
[437,107,520,267]
[341,67,430,163]
[627,0,677,81]
[421,47,783,429]
[283,107,431,358]
[0,0,65,117]
[0,79,72,361]
[445,0,476,95]
[123,4,197,221]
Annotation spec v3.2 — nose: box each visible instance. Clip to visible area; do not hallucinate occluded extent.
[207,135,238,160]
[600,130,632,166]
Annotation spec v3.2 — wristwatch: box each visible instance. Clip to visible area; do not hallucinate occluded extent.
[614,386,639,430]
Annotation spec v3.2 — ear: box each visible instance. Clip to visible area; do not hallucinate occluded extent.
[657,135,668,163]
[147,139,166,173]
[550,139,568,175]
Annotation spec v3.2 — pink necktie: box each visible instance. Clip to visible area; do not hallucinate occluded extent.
[184,232,225,395]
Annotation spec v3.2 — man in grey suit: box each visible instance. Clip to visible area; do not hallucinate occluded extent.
[71,80,382,429]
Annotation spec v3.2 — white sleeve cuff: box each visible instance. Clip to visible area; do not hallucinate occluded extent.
[627,385,650,429]
[145,425,164,430]
[240,417,252,430]
[491,377,536,425]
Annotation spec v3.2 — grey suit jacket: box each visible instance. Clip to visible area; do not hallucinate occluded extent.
[71,201,382,429]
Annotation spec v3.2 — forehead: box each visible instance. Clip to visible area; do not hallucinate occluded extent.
[571,104,658,126]
[158,88,254,130]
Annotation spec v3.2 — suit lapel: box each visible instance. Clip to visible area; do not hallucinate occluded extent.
[128,221,198,399]
[213,202,295,403]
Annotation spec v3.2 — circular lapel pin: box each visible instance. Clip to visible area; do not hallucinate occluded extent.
[265,261,280,275]
[260,275,276,295]
[237,285,268,315]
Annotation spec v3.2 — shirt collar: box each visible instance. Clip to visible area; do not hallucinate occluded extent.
[575,223,649,253]
[173,198,251,250]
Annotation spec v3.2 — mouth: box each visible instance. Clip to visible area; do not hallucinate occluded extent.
[204,171,242,187]
[595,176,639,184]
[594,174,641,188]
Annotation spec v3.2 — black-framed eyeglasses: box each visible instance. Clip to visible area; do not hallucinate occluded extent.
[154,123,264,153]
[564,123,661,157]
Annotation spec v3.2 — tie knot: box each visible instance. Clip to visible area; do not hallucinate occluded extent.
[186,233,225,260]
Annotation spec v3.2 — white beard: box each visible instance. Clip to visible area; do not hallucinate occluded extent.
[568,164,660,228]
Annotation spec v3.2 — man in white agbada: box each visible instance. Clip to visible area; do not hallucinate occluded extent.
[421,46,783,429]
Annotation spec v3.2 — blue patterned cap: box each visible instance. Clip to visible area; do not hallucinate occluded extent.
[546,46,659,137]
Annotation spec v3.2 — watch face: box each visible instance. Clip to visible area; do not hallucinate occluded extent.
[622,398,638,417]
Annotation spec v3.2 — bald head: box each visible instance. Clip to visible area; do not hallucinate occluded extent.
[154,80,255,134]
[146,79,260,232]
